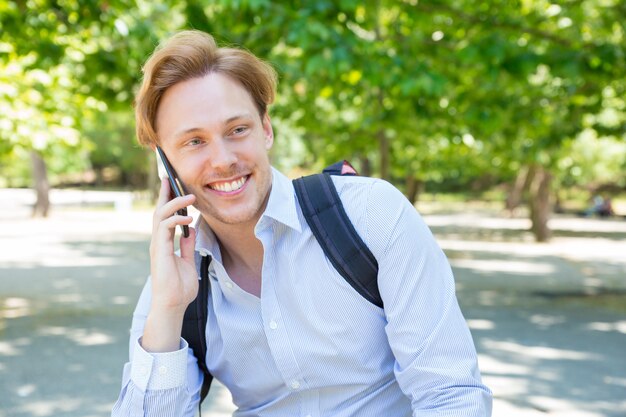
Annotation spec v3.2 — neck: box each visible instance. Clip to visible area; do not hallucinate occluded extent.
[204,217,264,296]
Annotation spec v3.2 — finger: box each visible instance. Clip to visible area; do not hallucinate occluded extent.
[156,214,194,235]
[156,177,171,208]
[152,214,193,245]
[180,226,197,263]
[155,194,195,223]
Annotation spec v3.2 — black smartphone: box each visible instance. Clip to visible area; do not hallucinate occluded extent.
[156,146,190,238]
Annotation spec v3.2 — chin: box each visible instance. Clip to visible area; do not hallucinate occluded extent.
[197,200,263,227]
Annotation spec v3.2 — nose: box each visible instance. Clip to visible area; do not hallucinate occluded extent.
[208,138,237,171]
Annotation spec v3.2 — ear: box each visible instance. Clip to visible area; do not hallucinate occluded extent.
[262,113,274,150]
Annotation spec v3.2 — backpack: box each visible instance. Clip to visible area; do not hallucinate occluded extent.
[182,160,382,410]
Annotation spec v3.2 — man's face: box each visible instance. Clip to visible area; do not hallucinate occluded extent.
[155,72,274,229]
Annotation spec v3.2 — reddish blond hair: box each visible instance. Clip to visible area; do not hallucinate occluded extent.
[134,30,277,146]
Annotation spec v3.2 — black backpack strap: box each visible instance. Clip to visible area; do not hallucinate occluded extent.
[322,159,358,176]
[181,254,213,408]
[293,172,382,308]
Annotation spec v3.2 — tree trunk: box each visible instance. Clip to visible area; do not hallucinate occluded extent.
[527,165,552,242]
[95,167,104,187]
[30,150,50,218]
[358,155,371,177]
[505,164,531,216]
[405,175,424,204]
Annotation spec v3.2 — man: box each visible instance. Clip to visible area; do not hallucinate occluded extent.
[113,30,492,416]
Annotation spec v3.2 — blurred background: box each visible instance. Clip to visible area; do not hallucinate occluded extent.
[0,1,625,416]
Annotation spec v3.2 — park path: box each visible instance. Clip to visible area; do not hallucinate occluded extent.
[0,189,624,417]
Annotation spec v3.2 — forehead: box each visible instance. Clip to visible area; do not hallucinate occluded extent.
[155,73,257,136]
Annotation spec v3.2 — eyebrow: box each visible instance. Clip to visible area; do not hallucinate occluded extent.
[171,113,255,141]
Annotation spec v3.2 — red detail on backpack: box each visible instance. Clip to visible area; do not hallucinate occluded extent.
[341,160,358,175]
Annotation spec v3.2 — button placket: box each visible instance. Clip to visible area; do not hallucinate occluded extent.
[259,229,308,396]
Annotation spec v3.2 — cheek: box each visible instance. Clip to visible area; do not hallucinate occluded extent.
[176,155,205,183]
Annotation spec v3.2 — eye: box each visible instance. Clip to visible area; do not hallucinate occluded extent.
[186,137,203,146]
[230,126,248,136]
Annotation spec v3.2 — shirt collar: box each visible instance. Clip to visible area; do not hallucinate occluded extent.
[194,166,302,258]
[194,216,222,262]
[261,167,302,233]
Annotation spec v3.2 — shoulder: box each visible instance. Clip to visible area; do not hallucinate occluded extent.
[331,175,415,225]
[330,175,423,257]
[330,175,407,206]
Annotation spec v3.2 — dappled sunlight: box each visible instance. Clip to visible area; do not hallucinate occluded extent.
[467,319,495,330]
[52,293,84,303]
[480,348,619,417]
[75,331,115,346]
[492,391,611,417]
[425,214,532,230]
[586,320,626,334]
[112,295,131,305]
[1,297,32,319]
[51,278,77,290]
[0,210,151,270]
[0,337,30,356]
[438,237,626,266]
[475,290,501,306]
[204,380,237,415]
[16,398,82,417]
[526,397,607,417]
[528,314,567,328]
[1,206,622,417]
[0,341,20,356]
[16,384,36,397]
[478,353,531,376]
[604,376,626,388]
[424,212,626,234]
[483,340,600,361]
[451,259,555,275]
[38,326,115,346]
[0,232,121,268]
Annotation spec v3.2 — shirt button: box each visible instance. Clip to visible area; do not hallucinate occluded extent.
[158,365,167,375]
[290,380,300,390]
[140,365,149,376]
[225,281,233,289]
[269,320,278,330]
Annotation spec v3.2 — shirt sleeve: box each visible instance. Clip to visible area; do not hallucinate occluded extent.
[364,180,493,416]
[111,278,203,417]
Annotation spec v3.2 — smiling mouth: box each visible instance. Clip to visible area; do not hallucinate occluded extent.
[208,176,249,193]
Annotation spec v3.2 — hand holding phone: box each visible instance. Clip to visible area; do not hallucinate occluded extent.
[156,146,190,238]
[144,148,198,354]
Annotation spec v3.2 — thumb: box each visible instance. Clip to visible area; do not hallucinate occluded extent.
[180,226,197,264]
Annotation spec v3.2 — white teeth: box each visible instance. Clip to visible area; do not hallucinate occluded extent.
[211,177,246,192]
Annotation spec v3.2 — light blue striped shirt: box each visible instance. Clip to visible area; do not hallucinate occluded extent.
[112,168,492,417]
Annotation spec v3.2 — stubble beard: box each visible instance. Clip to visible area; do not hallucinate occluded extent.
[189,167,272,228]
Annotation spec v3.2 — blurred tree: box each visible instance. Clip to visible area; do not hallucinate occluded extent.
[1,0,623,242]
[226,0,625,241]
[0,0,180,215]
[190,0,624,240]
